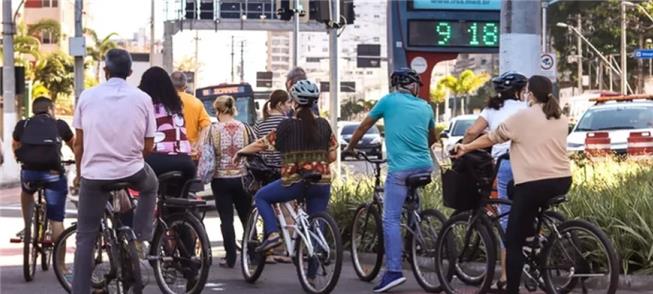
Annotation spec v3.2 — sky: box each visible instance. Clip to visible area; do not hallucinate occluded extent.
[85,0,268,87]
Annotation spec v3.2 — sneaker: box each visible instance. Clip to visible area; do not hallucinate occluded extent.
[135,240,150,260]
[255,233,283,253]
[373,271,406,293]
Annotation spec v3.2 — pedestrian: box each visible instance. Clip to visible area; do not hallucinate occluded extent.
[71,48,158,294]
[208,95,255,268]
[170,71,211,163]
[461,71,528,290]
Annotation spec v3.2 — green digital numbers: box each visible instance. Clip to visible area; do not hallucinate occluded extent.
[482,23,499,46]
[468,22,480,45]
[435,22,452,45]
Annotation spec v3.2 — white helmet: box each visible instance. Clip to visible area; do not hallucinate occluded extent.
[290,80,320,106]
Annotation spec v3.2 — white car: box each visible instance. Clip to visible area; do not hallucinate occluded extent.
[567,100,653,154]
[441,115,478,152]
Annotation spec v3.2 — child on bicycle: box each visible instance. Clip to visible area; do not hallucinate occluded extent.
[13,97,75,253]
[235,80,337,255]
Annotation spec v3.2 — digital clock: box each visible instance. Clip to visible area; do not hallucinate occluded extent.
[408,20,500,48]
[411,0,501,11]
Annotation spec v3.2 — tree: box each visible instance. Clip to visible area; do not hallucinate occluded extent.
[1,22,43,81]
[438,70,490,116]
[27,19,62,45]
[34,51,74,102]
[84,28,118,81]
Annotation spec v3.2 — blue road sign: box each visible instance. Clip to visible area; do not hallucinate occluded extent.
[634,49,653,59]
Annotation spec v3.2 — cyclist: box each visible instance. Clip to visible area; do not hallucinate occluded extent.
[235,80,337,255]
[13,97,74,257]
[462,71,528,290]
[72,48,159,294]
[345,68,438,293]
[454,75,572,294]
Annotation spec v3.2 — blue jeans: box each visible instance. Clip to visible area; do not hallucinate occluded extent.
[497,159,513,246]
[383,167,433,272]
[255,179,331,235]
[21,169,68,222]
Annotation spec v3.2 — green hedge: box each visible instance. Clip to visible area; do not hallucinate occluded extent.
[329,157,653,273]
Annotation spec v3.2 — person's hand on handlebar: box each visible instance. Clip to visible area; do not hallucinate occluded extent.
[451,143,469,159]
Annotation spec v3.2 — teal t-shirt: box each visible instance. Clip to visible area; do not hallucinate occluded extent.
[370,92,435,172]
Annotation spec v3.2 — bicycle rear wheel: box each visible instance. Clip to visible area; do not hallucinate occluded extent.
[542,219,619,294]
[151,213,211,294]
[409,209,447,293]
[41,212,51,271]
[121,236,144,294]
[350,203,383,282]
[296,211,343,294]
[23,205,39,282]
[241,208,266,283]
[435,212,496,294]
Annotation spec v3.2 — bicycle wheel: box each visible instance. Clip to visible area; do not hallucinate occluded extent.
[151,213,211,294]
[435,212,496,294]
[409,209,447,293]
[120,234,144,294]
[241,208,266,283]
[350,203,383,282]
[542,219,619,294]
[296,211,343,294]
[41,211,52,271]
[23,205,39,282]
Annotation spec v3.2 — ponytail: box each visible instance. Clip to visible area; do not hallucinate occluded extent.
[528,75,561,120]
[296,106,318,144]
[262,101,271,120]
[542,93,562,120]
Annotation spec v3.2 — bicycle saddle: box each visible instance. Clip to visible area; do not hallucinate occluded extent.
[546,195,567,207]
[102,182,130,192]
[405,173,432,188]
[158,171,184,183]
[301,172,322,183]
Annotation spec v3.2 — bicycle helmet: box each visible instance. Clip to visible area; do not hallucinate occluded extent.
[390,68,423,88]
[492,71,528,93]
[290,80,320,106]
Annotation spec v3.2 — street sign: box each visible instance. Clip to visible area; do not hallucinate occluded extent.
[256,71,273,88]
[357,44,381,68]
[410,56,428,74]
[540,52,557,81]
[320,81,356,93]
[634,49,653,59]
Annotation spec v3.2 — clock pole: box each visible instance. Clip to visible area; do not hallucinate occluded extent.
[500,0,542,76]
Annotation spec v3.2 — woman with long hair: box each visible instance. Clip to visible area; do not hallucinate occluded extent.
[454,75,571,294]
[138,66,195,191]
[254,90,292,166]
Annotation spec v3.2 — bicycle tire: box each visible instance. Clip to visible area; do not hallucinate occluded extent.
[123,237,144,294]
[409,209,447,293]
[542,219,619,294]
[23,205,39,282]
[240,208,266,283]
[435,212,497,294]
[296,211,343,294]
[41,209,51,271]
[151,213,211,294]
[350,203,383,282]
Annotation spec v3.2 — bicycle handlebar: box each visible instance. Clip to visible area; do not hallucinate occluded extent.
[354,151,386,165]
[62,160,76,165]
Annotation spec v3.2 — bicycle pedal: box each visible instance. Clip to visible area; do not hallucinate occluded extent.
[10,237,22,243]
[42,239,54,246]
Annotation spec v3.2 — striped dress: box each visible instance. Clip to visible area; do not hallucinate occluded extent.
[253,114,286,167]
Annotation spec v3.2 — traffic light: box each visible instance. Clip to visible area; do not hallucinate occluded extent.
[276,0,293,21]
[309,0,355,24]
[185,0,197,19]
[220,1,241,19]
[199,0,214,20]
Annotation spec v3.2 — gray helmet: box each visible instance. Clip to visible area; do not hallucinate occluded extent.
[290,80,320,106]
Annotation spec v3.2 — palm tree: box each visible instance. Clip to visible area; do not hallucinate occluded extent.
[439,70,490,116]
[0,22,43,81]
[84,28,118,81]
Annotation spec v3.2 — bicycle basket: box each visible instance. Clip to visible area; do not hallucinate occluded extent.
[441,150,494,211]
[242,155,281,195]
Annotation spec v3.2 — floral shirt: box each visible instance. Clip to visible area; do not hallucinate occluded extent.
[211,120,252,178]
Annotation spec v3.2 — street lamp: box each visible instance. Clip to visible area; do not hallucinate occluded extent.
[557,22,623,79]
[623,1,653,23]
[620,0,628,95]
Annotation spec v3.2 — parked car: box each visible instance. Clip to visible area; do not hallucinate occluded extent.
[338,121,383,160]
[440,115,478,153]
[567,98,653,154]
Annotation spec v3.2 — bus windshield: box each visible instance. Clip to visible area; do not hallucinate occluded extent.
[195,83,257,125]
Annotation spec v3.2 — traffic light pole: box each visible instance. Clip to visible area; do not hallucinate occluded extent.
[329,0,340,174]
[2,0,19,182]
[293,0,300,67]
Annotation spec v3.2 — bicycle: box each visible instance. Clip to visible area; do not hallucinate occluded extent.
[435,193,620,294]
[349,151,447,293]
[240,161,343,294]
[53,181,144,294]
[148,171,212,294]
[10,160,75,282]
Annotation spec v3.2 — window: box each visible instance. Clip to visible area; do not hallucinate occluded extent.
[322,47,328,53]
[42,0,57,7]
[306,57,321,63]
[373,14,380,18]
[366,71,373,75]
[354,25,360,29]
[41,31,55,44]
[373,37,380,42]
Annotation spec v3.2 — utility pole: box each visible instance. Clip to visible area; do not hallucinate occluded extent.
[328,0,340,174]
[74,0,84,101]
[150,0,155,66]
[621,0,628,95]
[231,36,235,83]
[2,0,19,181]
[500,0,541,77]
[293,0,300,67]
[240,40,245,83]
[542,1,548,50]
[193,31,200,93]
[577,14,583,95]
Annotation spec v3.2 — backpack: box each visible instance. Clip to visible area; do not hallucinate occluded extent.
[15,115,62,171]
[442,150,495,211]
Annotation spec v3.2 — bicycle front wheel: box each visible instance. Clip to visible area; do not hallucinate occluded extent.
[150,213,211,294]
[296,211,343,294]
[41,215,51,271]
[435,212,496,294]
[241,208,266,283]
[409,209,447,293]
[350,203,383,282]
[542,219,620,294]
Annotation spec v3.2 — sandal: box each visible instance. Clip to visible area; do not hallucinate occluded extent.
[489,280,507,293]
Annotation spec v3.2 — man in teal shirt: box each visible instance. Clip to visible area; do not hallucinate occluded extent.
[346,68,438,292]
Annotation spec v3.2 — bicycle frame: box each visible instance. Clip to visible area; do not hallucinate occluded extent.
[275,201,330,259]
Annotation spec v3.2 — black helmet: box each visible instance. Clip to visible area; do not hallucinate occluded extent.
[492,72,527,93]
[390,68,423,88]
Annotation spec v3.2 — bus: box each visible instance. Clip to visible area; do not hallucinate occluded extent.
[195,83,258,125]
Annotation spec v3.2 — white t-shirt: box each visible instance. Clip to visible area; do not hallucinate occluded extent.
[479,99,528,158]
[73,78,157,180]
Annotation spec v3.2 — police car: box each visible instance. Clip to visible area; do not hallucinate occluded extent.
[567,96,653,154]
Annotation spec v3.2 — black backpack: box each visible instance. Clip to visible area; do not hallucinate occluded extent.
[442,150,495,211]
[15,114,62,171]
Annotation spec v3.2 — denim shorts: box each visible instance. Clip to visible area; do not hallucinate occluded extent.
[21,169,68,222]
